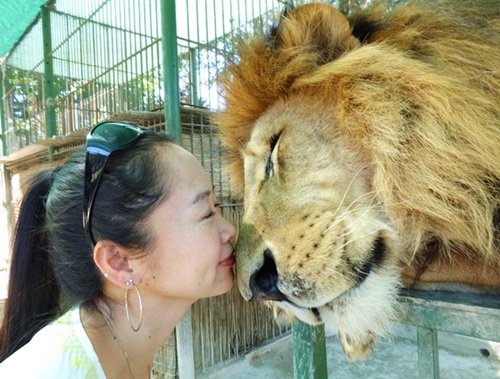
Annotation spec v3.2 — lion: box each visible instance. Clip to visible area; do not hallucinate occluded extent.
[213,0,500,361]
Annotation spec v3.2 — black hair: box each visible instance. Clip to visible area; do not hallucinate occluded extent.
[0,129,173,361]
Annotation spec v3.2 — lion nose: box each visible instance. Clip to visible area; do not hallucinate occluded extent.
[249,249,287,302]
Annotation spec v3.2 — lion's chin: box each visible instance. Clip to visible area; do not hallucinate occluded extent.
[268,266,403,360]
[269,301,323,326]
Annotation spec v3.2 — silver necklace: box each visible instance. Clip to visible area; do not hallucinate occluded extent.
[99,308,137,379]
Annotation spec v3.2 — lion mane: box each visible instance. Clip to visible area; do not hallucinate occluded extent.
[214,0,500,360]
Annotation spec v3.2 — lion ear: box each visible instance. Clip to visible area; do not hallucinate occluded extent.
[271,2,360,62]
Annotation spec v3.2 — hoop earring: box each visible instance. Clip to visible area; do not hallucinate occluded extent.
[124,281,143,332]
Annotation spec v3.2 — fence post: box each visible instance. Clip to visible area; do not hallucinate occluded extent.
[160,2,193,378]
[160,0,182,144]
[0,64,6,157]
[417,327,440,379]
[176,308,195,379]
[293,321,328,378]
[41,2,57,156]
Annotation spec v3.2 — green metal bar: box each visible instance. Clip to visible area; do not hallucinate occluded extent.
[0,45,13,236]
[417,327,440,379]
[160,2,191,378]
[189,48,199,106]
[292,322,328,379]
[398,289,500,341]
[160,0,181,143]
[0,66,7,157]
[41,3,57,141]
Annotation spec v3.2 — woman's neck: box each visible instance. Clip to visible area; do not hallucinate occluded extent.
[81,298,191,379]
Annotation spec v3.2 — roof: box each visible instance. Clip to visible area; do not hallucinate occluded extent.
[0,1,49,60]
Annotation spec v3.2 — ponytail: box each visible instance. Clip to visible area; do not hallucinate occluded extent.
[0,168,61,362]
[0,129,173,362]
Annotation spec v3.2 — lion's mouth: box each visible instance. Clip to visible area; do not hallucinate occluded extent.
[247,235,388,308]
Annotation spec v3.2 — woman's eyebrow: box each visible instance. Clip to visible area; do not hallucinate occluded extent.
[191,190,212,206]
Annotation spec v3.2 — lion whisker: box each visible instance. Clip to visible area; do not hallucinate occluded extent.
[332,228,381,257]
[333,164,373,215]
[322,191,380,236]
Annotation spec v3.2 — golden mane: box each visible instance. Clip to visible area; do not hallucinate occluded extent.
[214,0,500,265]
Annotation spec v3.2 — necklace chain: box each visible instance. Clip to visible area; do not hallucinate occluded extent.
[99,308,137,379]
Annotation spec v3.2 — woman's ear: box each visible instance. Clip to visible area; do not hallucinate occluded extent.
[93,240,136,288]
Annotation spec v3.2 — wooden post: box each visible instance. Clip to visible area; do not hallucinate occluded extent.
[417,327,440,379]
[175,309,195,379]
[160,0,182,143]
[41,3,56,137]
[293,321,328,379]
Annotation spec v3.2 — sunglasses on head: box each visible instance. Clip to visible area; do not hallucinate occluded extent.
[83,121,149,247]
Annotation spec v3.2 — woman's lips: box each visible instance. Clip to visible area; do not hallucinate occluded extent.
[218,254,235,267]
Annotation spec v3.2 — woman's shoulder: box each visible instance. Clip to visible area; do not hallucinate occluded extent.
[0,306,106,379]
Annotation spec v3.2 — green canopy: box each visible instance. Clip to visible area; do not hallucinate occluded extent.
[0,0,49,59]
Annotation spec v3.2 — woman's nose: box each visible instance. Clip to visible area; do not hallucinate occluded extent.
[221,217,236,242]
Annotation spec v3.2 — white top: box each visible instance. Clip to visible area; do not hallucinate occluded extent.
[0,305,106,379]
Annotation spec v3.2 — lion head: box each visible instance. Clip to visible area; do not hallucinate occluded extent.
[214,1,500,360]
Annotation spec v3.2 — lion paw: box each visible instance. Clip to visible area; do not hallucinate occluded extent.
[340,332,376,361]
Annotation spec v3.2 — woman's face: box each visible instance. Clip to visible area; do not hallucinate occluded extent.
[140,145,236,302]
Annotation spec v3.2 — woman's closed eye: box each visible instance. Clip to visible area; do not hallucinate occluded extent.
[203,210,216,219]
[203,203,221,219]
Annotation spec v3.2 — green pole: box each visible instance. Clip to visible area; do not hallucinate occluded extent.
[41,3,56,138]
[417,327,440,379]
[41,2,57,160]
[160,0,182,144]
[160,3,193,378]
[293,322,328,379]
[189,48,199,106]
[0,65,14,252]
[0,65,7,157]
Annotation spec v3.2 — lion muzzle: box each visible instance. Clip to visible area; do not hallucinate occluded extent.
[249,249,288,302]
[236,223,288,302]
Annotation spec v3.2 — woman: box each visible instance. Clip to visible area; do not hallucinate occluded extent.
[0,121,236,378]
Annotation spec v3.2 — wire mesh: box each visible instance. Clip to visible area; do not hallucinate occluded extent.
[2,0,164,155]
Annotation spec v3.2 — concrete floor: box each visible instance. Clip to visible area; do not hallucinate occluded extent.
[203,325,500,379]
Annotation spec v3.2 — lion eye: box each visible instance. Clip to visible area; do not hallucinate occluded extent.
[265,155,274,178]
[265,133,281,178]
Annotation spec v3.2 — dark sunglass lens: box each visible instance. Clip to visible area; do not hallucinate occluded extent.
[90,122,144,148]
